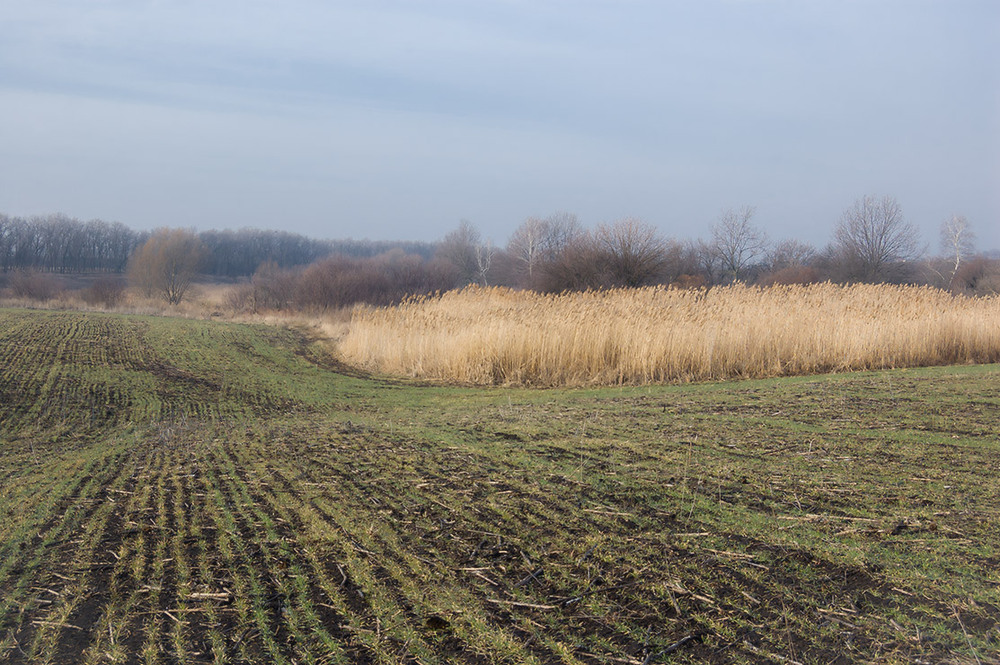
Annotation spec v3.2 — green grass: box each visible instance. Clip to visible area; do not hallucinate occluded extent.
[0,308,997,664]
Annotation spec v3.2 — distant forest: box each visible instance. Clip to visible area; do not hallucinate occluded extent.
[0,213,435,277]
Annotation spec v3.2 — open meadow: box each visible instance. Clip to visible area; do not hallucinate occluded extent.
[0,308,998,664]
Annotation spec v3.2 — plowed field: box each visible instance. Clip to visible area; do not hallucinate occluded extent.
[1,309,997,664]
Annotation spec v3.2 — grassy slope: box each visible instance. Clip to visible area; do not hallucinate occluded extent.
[0,308,997,664]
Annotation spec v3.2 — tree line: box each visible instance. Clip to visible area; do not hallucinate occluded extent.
[0,213,434,276]
[224,194,996,313]
[431,196,992,294]
[0,214,138,273]
[3,195,997,310]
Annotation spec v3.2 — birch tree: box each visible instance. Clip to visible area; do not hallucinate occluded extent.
[940,215,976,287]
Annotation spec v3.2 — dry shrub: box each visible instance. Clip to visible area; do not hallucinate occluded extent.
[226,261,297,314]
[295,252,456,310]
[339,283,1000,386]
[81,276,127,308]
[7,270,62,301]
[979,271,1000,295]
[952,257,1000,295]
[225,282,255,313]
[673,274,707,289]
[757,265,820,287]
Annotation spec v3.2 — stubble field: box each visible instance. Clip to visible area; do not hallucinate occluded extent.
[0,309,998,664]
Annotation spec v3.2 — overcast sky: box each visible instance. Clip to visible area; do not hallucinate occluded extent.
[1,1,998,250]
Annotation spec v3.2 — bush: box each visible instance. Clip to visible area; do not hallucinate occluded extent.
[81,276,127,308]
[225,282,255,313]
[225,261,297,314]
[295,252,457,310]
[8,270,61,301]
[757,265,820,287]
[223,252,458,313]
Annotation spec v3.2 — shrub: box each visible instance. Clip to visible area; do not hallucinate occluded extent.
[8,270,61,301]
[756,265,820,287]
[295,252,457,310]
[81,276,127,308]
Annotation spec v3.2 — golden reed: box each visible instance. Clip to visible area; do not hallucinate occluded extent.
[338,283,1000,386]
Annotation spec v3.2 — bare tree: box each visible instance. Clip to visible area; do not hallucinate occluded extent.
[766,238,817,271]
[128,228,205,304]
[544,212,583,254]
[506,212,582,286]
[507,217,546,281]
[659,238,701,285]
[710,205,768,282]
[692,238,721,285]
[940,215,976,288]
[593,218,670,288]
[833,195,922,282]
[437,220,483,286]
[537,233,605,292]
[757,238,820,286]
[0,214,13,271]
[475,239,495,286]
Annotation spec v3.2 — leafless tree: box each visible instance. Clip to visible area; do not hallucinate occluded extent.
[592,218,671,288]
[437,220,484,286]
[507,217,547,281]
[940,215,976,288]
[544,212,583,255]
[475,239,495,286]
[537,233,605,292]
[658,239,701,285]
[0,214,13,271]
[833,195,922,282]
[757,238,820,286]
[710,205,768,282]
[766,238,817,271]
[691,239,720,285]
[506,212,582,286]
[127,228,205,304]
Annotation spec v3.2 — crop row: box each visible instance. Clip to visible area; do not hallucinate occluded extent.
[0,419,868,664]
[2,310,996,663]
[13,413,985,663]
[0,310,341,444]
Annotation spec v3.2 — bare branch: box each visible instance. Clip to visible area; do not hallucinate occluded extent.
[710,205,767,282]
[940,214,976,285]
[832,195,922,282]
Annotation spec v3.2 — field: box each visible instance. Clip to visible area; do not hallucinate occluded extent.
[1,308,998,664]
[340,284,1000,386]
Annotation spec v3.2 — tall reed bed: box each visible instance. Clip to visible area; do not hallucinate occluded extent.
[338,284,1000,386]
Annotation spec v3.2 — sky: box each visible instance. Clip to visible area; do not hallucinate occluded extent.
[1,1,998,251]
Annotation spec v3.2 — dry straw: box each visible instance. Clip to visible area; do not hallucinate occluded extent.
[338,283,1000,386]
